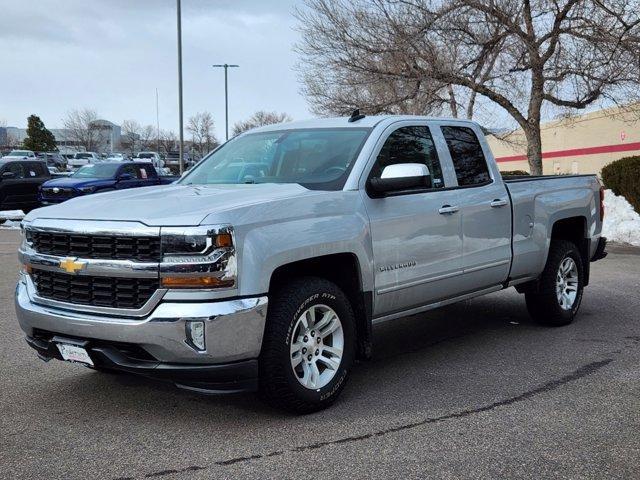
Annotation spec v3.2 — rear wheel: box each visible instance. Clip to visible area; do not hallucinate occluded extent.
[259,277,355,413]
[525,240,584,326]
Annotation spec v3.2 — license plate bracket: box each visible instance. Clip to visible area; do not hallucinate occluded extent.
[54,337,94,366]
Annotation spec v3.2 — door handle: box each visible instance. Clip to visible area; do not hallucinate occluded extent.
[438,205,459,214]
[490,199,508,208]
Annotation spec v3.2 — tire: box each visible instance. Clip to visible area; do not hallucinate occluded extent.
[525,239,584,326]
[259,277,355,413]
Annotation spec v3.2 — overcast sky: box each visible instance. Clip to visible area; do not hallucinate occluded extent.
[0,0,309,138]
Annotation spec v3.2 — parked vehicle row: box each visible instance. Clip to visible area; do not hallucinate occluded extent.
[15,114,607,413]
[39,162,177,205]
[0,158,178,212]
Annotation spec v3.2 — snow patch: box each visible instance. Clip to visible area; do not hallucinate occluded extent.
[0,210,24,229]
[602,190,640,246]
[0,219,21,229]
[0,210,24,220]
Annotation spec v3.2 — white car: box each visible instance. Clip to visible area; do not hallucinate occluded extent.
[68,152,101,168]
[3,150,36,159]
[135,152,165,169]
[106,153,128,162]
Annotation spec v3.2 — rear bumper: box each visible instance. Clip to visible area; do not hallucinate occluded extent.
[15,275,268,392]
[591,237,608,262]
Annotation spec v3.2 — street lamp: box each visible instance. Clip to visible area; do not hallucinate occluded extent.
[176,0,185,174]
[212,64,239,141]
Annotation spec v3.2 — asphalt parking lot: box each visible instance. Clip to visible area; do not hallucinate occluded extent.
[1,228,639,480]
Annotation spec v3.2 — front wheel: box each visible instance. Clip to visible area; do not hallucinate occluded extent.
[259,277,355,413]
[525,239,584,326]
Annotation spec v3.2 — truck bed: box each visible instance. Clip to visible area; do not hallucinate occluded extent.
[503,173,601,282]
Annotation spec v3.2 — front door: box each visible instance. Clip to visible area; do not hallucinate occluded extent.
[362,125,463,318]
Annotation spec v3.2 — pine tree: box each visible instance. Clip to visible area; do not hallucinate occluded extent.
[22,115,57,152]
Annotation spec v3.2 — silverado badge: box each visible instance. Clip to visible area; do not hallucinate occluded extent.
[59,257,86,274]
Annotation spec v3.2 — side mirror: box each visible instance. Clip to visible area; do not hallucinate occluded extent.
[368,163,431,196]
[118,173,134,181]
[1,171,15,179]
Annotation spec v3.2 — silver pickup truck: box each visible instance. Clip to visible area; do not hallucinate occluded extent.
[15,114,607,413]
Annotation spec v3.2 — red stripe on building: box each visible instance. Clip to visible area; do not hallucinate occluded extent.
[496,141,640,163]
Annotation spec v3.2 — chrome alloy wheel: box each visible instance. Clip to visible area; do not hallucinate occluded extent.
[556,257,579,310]
[290,304,344,390]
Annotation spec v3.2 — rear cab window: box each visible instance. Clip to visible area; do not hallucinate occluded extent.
[27,162,48,178]
[137,165,156,179]
[441,126,491,187]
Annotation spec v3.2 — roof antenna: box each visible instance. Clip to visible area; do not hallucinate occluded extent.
[348,108,366,123]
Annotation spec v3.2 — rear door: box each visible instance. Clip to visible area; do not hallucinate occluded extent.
[439,124,511,291]
[26,162,50,209]
[361,123,463,318]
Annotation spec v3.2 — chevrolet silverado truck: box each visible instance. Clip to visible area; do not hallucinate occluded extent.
[38,162,177,205]
[15,114,607,413]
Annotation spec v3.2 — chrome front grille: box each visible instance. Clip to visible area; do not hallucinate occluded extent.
[29,231,161,262]
[31,268,160,309]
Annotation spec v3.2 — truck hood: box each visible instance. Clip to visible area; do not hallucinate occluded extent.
[41,177,105,188]
[26,183,315,226]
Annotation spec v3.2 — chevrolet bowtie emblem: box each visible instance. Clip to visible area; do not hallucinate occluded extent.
[59,257,86,274]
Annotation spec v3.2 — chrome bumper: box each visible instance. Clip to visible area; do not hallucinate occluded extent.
[15,274,268,364]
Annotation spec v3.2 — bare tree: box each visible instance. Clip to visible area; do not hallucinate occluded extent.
[187,112,218,156]
[120,119,142,156]
[158,130,177,154]
[139,125,156,151]
[297,0,640,174]
[62,108,104,152]
[232,111,293,136]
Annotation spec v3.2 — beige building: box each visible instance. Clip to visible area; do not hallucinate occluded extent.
[486,104,640,175]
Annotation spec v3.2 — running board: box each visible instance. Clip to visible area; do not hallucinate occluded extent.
[372,285,504,324]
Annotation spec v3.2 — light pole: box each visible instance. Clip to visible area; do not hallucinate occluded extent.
[176,0,185,174]
[212,64,239,141]
[155,88,160,154]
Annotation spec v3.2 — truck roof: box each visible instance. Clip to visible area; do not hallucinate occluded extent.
[249,115,478,134]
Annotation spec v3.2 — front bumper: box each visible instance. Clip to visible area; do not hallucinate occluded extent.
[15,276,268,392]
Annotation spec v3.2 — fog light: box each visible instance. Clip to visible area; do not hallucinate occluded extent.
[186,320,206,351]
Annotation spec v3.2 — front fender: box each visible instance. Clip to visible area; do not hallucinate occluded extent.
[237,204,373,296]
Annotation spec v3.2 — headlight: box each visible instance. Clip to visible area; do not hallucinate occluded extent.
[79,186,96,194]
[19,221,33,274]
[19,221,32,248]
[160,226,236,289]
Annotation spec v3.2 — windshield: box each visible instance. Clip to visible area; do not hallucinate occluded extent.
[137,153,154,159]
[181,128,370,190]
[72,164,120,178]
[75,153,92,159]
[9,150,31,157]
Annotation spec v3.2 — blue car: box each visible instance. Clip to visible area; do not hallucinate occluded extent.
[39,162,176,205]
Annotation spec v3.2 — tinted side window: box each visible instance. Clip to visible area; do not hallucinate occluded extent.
[137,165,156,179]
[5,163,25,179]
[27,162,48,177]
[121,164,137,177]
[371,126,444,189]
[441,126,491,186]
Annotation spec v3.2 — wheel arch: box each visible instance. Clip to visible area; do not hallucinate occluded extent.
[550,216,590,286]
[268,253,373,360]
